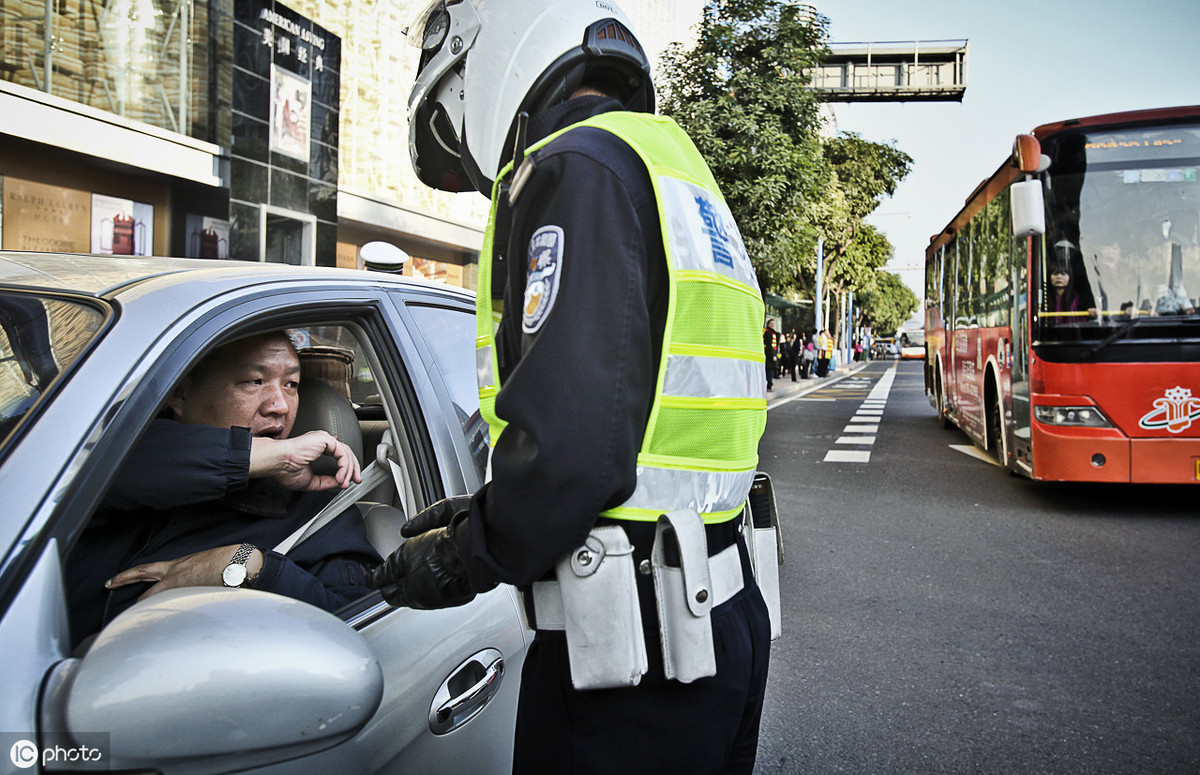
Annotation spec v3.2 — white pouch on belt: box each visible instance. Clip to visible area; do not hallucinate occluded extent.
[554,525,647,690]
[651,509,717,683]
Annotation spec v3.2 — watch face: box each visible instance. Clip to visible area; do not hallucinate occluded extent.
[222,563,248,588]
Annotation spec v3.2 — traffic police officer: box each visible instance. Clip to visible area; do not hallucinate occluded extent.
[368,1,773,771]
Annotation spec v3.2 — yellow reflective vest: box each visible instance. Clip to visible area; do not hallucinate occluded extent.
[476,111,766,524]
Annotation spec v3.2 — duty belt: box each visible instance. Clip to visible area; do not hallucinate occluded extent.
[528,539,744,631]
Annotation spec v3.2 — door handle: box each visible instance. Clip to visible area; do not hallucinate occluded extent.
[429,648,505,735]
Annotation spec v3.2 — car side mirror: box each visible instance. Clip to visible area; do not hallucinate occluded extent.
[40,588,383,773]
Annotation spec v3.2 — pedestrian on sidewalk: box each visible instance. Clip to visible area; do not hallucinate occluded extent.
[783,331,799,382]
[800,334,815,379]
[763,320,779,391]
[816,329,833,377]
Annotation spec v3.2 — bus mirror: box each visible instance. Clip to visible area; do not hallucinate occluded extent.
[1010,179,1045,237]
[1012,133,1042,173]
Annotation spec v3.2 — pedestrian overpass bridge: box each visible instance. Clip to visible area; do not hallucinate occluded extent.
[810,40,968,102]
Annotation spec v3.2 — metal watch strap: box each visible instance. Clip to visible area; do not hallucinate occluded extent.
[230,543,254,566]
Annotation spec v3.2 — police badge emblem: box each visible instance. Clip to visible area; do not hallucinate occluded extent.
[523,225,564,333]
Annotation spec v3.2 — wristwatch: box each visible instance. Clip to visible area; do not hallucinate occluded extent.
[222,543,258,588]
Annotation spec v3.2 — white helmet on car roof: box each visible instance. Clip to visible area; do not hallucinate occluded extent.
[406,0,654,194]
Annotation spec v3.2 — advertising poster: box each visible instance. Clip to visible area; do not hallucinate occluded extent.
[185,214,231,259]
[91,194,153,255]
[1,177,91,252]
[270,64,312,162]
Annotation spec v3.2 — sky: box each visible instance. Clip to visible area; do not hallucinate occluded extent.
[818,0,1200,302]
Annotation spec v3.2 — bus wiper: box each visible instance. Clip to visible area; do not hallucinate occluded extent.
[1086,317,1143,359]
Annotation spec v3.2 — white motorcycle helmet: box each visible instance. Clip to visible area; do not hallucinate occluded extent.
[406,0,654,194]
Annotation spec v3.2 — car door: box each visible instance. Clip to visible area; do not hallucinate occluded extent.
[6,278,524,774]
[306,285,528,774]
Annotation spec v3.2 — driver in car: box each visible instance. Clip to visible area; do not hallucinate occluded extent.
[66,331,381,649]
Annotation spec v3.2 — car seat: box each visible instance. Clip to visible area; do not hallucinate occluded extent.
[291,378,407,556]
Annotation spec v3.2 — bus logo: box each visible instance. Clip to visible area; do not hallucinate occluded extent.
[1138,386,1200,434]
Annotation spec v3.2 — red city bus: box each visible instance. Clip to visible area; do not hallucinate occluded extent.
[925,105,1200,483]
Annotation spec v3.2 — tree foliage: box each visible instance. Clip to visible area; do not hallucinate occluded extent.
[657,0,915,337]
[858,270,919,335]
[658,0,828,290]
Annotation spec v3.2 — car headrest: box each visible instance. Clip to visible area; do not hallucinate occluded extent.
[292,378,364,474]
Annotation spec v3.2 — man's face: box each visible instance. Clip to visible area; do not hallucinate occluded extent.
[169,334,301,439]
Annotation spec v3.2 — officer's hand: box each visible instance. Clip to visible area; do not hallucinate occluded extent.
[400,495,472,538]
[367,515,476,610]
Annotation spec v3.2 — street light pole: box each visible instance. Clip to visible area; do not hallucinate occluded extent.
[814,236,823,336]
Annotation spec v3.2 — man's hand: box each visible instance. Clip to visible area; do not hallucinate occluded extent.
[106,544,264,601]
[367,513,477,610]
[250,431,362,491]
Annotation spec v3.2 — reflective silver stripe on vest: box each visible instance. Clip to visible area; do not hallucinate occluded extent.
[477,344,495,389]
[664,353,766,400]
[621,466,757,516]
[660,176,758,291]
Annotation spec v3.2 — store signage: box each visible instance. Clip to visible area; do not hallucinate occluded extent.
[1,177,91,253]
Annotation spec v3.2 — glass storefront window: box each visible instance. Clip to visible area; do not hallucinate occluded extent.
[1,0,213,139]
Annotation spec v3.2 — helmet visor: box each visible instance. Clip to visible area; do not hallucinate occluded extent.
[406,0,480,191]
[405,0,449,48]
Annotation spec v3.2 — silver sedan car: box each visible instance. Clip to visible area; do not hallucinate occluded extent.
[0,253,528,773]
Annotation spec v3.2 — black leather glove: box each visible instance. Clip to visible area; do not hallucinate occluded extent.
[400,495,472,538]
[367,511,476,610]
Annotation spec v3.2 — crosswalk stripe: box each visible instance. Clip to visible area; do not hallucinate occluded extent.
[822,363,898,465]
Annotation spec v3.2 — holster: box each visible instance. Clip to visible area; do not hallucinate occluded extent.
[746,473,784,641]
[651,509,717,683]
[530,525,647,690]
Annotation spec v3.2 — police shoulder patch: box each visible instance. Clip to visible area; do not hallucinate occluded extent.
[522,225,564,334]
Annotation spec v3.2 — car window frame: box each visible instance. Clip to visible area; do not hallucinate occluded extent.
[10,288,440,616]
[400,297,488,490]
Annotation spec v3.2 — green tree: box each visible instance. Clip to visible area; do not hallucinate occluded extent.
[858,270,919,336]
[818,134,913,298]
[658,0,829,291]
[657,0,916,342]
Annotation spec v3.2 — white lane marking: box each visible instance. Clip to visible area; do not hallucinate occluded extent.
[845,424,879,433]
[866,366,897,400]
[823,363,899,464]
[824,450,872,463]
[950,444,1001,467]
[799,398,837,402]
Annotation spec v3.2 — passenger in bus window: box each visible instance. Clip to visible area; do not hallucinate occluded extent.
[1046,241,1096,324]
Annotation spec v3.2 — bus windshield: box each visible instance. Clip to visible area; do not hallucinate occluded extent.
[1038,120,1200,345]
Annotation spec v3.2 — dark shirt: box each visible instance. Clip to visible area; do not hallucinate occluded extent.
[66,419,381,646]
[456,96,668,589]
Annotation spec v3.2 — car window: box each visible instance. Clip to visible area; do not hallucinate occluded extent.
[67,316,428,651]
[0,292,104,449]
[405,303,488,481]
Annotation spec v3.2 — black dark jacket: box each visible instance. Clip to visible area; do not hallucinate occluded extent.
[455,96,669,589]
[67,419,381,646]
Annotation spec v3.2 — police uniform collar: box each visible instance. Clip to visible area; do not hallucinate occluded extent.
[528,95,626,148]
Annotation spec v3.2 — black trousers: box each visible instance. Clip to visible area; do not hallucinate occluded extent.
[512,534,771,774]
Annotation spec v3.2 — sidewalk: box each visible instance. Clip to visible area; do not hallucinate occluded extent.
[766,359,872,404]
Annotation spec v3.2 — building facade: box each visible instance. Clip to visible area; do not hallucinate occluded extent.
[0,0,700,289]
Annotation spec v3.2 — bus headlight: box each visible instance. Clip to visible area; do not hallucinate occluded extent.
[1033,405,1113,427]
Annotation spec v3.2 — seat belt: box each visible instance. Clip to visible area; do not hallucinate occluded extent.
[273,432,407,554]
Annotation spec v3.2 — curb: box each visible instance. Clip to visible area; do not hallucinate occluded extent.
[766,361,873,410]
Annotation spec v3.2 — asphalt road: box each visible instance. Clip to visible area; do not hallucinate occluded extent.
[753,360,1200,774]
